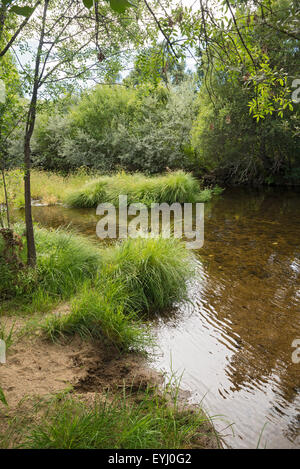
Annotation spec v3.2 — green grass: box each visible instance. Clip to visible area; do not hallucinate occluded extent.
[42,236,194,351]
[102,236,194,314]
[0,168,96,207]
[65,171,215,208]
[1,225,194,351]
[1,215,195,351]
[33,227,101,298]
[42,278,149,352]
[1,169,224,209]
[65,179,109,208]
[0,224,101,305]
[17,381,217,449]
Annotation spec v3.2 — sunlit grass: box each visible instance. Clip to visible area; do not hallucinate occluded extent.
[0,168,96,207]
[10,379,219,449]
[1,169,222,209]
[42,235,194,350]
[65,170,215,208]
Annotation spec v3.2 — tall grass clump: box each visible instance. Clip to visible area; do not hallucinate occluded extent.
[102,236,195,314]
[33,227,101,298]
[65,171,213,208]
[42,277,149,352]
[21,382,217,449]
[64,178,109,208]
[1,224,101,306]
[42,236,194,348]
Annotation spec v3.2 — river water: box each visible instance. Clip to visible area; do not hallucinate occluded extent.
[14,187,300,448]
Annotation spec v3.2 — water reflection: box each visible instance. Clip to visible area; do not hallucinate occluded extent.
[13,187,300,448]
[150,188,300,448]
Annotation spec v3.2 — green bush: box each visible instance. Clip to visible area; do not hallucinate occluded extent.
[7,82,199,174]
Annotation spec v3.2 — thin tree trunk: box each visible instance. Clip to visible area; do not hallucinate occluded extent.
[1,168,10,228]
[24,129,36,265]
[0,1,41,58]
[0,128,10,228]
[23,0,49,266]
[0,3,7,45]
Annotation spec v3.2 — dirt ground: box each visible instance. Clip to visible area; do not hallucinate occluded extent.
[0,315,160,408]
[0,313,220,449]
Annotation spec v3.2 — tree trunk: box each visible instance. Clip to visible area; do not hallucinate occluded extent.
[0,4,7,45]
[1,167,10,228]
[24,130,36,266]
[23,0,49,266]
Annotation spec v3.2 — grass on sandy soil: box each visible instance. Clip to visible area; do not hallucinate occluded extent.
[0,379,220,449]
[42,236,194,351]
[1,225,194,352]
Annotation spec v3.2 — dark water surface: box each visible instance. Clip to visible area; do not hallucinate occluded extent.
[15,187,300,448]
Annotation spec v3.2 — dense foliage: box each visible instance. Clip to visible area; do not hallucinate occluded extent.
[0,0,299,266]
[1,0,299,191]
[10,82,197,174]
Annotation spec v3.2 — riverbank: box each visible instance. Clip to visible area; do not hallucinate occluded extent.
[0,225,221,449]
[0,312,221,449]
[0,169,222,209]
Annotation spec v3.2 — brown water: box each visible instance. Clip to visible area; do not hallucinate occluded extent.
[15,187,300,448]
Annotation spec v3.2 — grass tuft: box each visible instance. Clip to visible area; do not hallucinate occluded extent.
[102,236,194,314]
[65,171,214,208]
[42,235,194,350]
[2,226,194,351]
[42,278,150,352]
[19,381,217,449]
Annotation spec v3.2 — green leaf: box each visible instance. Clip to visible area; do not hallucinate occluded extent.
[0,387,8,406]
[109,0,133,14]
[83,0,93,8]
[10,5,34,17]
